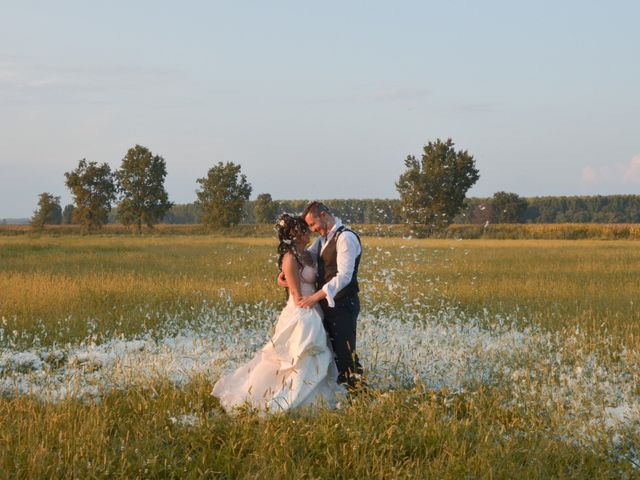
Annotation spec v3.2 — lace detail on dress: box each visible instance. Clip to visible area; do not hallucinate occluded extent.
[299,264,317,297]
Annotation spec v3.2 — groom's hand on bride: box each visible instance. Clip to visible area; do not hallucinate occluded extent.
[277,272,288,288]
[297,290,326,308]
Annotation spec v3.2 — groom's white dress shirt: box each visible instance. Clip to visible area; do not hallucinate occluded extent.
[307,217,361,308]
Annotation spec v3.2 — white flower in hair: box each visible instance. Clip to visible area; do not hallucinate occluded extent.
[283,239,292,245]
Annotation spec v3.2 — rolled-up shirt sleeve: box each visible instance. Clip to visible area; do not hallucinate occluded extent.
[321,231,361,308]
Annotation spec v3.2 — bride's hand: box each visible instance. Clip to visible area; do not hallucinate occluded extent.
[298,290,326,308]
[277,271,288,288]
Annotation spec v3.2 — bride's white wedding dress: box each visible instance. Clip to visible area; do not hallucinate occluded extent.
[212,263,344,413]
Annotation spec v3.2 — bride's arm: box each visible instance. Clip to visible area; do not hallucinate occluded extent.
[281,252,303,303]
[277,271,287,287]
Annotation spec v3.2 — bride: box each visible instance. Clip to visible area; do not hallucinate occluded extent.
[212,213,344,413]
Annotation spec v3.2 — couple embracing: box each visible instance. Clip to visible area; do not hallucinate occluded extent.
[212,201,365,413]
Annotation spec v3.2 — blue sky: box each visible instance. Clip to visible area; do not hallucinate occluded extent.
[1,1,638,217]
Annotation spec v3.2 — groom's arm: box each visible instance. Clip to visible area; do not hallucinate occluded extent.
[320,231,361,308]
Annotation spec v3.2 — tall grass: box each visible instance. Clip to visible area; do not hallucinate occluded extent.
[3,222,640,240]
[1,235,638,477]
[1,236,638,350]
[2,380,628,478]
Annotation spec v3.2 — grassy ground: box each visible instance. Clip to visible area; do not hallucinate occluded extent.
[1,235,638,478]
[1,236,638,347]
[3,222,640,239]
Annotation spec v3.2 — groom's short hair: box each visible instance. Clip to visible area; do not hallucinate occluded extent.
[302,201,331,218]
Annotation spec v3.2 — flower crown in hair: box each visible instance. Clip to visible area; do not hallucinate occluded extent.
[274,213,308,244]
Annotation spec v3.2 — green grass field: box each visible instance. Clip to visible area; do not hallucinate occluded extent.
[1,235,638,478]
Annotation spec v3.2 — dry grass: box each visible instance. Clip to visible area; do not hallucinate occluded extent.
[2,380,627,478]
[4,222,640,240]
[1,235,638,478]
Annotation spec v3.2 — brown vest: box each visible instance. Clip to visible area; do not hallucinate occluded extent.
[317,226,361,301]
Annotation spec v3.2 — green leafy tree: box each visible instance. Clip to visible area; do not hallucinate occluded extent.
[115,145,173,232]
[30,192,62,230]
[64,159,116,233]
[62,204,75,224]
[196,162,252,228]
[254,193,277,224]
[396,138,480,233]
[492,191,528,223]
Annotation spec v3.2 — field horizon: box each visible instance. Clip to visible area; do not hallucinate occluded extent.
[2,221,640,241]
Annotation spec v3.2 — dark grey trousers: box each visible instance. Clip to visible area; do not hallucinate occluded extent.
[321,294,364,388]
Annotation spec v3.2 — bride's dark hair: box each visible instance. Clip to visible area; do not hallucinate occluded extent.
[275,213,309,272]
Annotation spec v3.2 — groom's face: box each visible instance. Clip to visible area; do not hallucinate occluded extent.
[304,211,329,237]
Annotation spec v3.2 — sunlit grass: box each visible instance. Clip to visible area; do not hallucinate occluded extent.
[2,236,639,346]
[1,379,631,478]
[1,235,639,477]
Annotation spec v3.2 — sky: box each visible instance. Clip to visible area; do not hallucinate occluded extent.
[1,1,638,218]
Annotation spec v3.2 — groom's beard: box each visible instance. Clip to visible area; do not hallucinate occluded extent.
[320,218,334,237]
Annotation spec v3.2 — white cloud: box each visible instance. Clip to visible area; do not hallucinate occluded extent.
[0,56,182,105]
[581,165,599,184]
[581,155,640,186]
[623,155,640,184]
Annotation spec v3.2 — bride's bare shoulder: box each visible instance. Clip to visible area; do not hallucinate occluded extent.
[282,251,295,263]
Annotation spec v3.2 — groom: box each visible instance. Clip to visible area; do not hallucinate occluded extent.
[295,201,364,390]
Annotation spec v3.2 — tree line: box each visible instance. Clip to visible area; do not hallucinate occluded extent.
[32,138,482,234]
[152,194,640,226]
[457,194,640,224]
[31,139,479,233]
[31,145,253,233]
[28,139,640,234]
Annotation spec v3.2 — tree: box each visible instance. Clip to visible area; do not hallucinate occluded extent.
[64,159,116,233]
[62,204,75,224]
[492,191,528,223]
[396,138,479,233]
[30,193,62,230]
[196,162,252,228]
[468,201,494,225]
[254,193,277,224]
[115,145,173,232]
